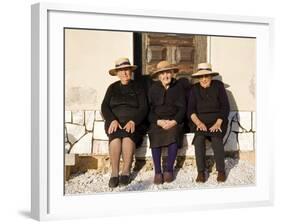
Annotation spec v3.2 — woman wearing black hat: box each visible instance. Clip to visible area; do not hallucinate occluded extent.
[101,58,148,188]
[188,63,230,183]
[148,61,186,184]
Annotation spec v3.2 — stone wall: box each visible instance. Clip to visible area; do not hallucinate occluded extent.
[65,110,256,158]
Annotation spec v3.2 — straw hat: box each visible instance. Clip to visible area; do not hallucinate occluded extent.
[109,58,137,76]
[191,63,219,78]
[151,61,179,78]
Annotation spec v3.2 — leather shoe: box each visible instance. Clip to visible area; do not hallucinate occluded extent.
[163,172,174,183]
[119,175,131,186]
[154,173,163,185]
[108,176,119,188]
[217,171,226,182]
[196,172,206,183]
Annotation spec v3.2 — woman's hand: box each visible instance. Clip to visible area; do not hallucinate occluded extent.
[157,120,167,128]
[191,113,207,132]
[123,120,135,133]
[196,121,208,131]
[209,119,223,132]
[108,120,122,134]
[162,120,177,130]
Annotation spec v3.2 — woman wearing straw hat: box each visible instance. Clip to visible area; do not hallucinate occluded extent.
[101,57,148,188]
[148,61,186,184]
[188,63,230,183]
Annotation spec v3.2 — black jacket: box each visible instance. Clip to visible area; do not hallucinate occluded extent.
[148,78,186,124]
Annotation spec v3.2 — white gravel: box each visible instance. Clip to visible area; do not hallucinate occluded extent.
[65,158,255,195]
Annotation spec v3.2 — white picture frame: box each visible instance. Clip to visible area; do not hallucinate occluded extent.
[31,2,274,221]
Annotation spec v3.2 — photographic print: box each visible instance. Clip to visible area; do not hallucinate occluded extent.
[32,3,273,220]
[63,29,256,195]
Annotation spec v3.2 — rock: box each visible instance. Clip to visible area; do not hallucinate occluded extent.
[72,111,84,125]
[65,123,86,144]
[85,111,95,131]
[65,111,72,123]
[252,111,256,131]
[229,111,252,133]
[65,142,71,153]
[140,135,149,147]
[65,127,68,143]
[92,140,109,155]
[70,133,93,154]
[93,121,108,140]
[238,132,254,151]
[95,110,104,121]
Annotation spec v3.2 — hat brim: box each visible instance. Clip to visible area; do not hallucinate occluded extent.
[191,70,219,78]
[109,65,137,76]
[151,67,179,78]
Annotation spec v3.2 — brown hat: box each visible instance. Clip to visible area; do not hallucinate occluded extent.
[191,63,219,78]
[151,61,179,78]
[109,58,137,76]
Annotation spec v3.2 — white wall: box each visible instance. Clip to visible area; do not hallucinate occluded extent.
[209,36,256,111]
[65,29,133,110]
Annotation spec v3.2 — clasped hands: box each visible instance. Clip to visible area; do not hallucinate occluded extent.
[157,119,177,130]
[108,120,135,134]
[196,119,223,132]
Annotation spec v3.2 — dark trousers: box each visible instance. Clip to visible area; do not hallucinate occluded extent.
[193,135,225,172]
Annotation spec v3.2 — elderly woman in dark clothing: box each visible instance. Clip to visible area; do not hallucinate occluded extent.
[188,63,230,183]
[101,58,148,188]
[148,61,186,184]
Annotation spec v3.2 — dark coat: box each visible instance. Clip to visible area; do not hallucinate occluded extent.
[187,80,230,139]
[101,80,148,147]
[147,78,186,148]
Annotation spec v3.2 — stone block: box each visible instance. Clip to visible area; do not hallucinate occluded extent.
[93,121,108,140]
[65,123,86,144]
[92,140,109,155]
[65,111,71,123]
[64,127,68,143]
[65,142,71,153]
[70,133,93,154]
[72,111,84,125]
[140,135,149,147]
[95,110,104,121]
[135,146,150,158]
[85,111,95,131]
[65,153,77,166]
[238,132,254,151]
[229,111,252,132]
[252,112,256,132]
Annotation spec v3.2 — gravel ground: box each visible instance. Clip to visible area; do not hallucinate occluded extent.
[65,158,255,195]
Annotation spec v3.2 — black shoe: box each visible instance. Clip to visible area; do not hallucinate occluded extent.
[108,176,119,188]
[217,171,226,182]
[196,172,206,183]
[119,175,130,186]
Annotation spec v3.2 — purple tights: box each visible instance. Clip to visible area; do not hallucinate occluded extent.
[151,143,178,174]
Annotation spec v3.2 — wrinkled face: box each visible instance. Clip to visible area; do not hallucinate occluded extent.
[158,70,173,87]
[199,75,212,88]
[117,68,132,84]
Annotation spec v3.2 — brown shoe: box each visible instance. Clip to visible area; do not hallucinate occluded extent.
[154,173,163,185]
[163,172,174,183]
[217,171,226,182]
[196,172,206,183]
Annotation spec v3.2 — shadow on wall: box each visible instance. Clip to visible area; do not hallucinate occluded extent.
[65,86,97,109]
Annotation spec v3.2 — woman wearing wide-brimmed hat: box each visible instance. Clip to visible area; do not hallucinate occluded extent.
[101,57,148,188]
[148,61,186,184]
[188,63,230,183]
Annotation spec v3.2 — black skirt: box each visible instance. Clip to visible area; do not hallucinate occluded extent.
[105,121,147,148]
[148,123,184,148]
[190,113,228,144]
